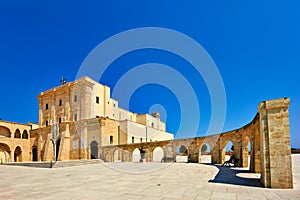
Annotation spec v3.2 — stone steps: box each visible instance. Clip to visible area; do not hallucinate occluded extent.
[52,159,103,168]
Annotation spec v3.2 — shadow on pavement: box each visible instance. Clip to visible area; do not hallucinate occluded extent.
[203,163,263,187]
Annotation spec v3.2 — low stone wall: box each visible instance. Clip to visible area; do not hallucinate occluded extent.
[2,161,53,168]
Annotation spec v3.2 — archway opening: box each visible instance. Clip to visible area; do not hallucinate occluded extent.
[176,145,188,163]
[153,147,164,162]
[200,143,211,163]
[132,148,141,162]
[113,149,121,162]
[14,146,22,162]
[0,143,10,163]
[222,141,234,166]
[32,147,38,161]
[0,126,11,138]
[56,139,61,161]
[90,141,98,159]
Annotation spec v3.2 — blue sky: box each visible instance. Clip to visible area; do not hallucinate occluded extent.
[0,1,299,148]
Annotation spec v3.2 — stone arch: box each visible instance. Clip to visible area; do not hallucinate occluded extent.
[152,147,164,162]
[0,143,11,163]
[132,148,141,162]
[113,148,122,162]
[199,143,211,164]
[176,145,188,163]
[14,129,21,138]
[90,141,98,159]
[221,140,236,165]
[14,146,22,162]
[0,126,11,138]
[22,130,28,139]
[105,152,110,162]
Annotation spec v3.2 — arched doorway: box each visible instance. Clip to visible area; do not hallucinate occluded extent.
[90,141,98,159]
[176,145,188,163]
[153,147,164,162]
[222,141,235,166]
[132,148,141,162]
[199,143,211,163]
[0,143,11,163]
[113,149,121,162]
[14,146,22,162]
[32,147,38,161]
[56,139,61,161]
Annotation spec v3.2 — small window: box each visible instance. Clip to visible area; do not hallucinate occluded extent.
[110,136,113,144]
[140,138,142,143]
[113,104,116,107]
[74,114,78,121]
[132,137,134,143]
[45,103,48,110]
[96,96,100,104]
[74,95,78,102]
[59,99,62,106]
[107,101,110,104]
[22,130,28,139]
[59,117,62,123]
[45,120,48,126]
[151,122,154,128]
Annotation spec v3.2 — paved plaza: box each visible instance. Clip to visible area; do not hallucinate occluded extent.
[0,155,299,200]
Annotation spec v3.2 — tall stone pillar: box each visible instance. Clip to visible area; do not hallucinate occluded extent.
[60,124,70,160]
[259,98,293,188]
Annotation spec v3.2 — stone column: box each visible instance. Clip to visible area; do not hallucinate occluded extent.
[259,98,293,188]
[60,124,70,160]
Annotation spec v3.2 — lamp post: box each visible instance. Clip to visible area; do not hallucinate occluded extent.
[51,117,58,162]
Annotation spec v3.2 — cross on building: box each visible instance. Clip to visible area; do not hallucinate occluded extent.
[60,76,66,85]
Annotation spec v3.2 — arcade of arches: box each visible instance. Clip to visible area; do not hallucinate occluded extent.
[100,98,293,189]
[0,98,294,189]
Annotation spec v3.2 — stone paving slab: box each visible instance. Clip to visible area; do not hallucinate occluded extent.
[0,155,299,200]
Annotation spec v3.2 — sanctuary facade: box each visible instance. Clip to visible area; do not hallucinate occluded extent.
[0,76,173,162]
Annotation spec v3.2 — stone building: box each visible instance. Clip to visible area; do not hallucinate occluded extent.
[0,120,38,163]
[0,76,173,162]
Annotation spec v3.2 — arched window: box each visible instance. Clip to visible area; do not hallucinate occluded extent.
[14,129,21,138]
[22,130,28,139]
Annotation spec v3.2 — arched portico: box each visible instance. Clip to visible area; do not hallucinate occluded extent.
[0,143,11,163]
[14,146,22,162]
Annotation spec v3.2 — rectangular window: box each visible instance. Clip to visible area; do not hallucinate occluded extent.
[74,95,78,102]
[59,99,62,106]
[140,138,142,143]
[59,117,62,123]
[110,136,113,144]
[45,103,48,110]
[73,140,78,149]
[96,96,100,104]
[80,138,85,149]
[45,120,48,126]
[74,114,78,121]
[132,137,134,143]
